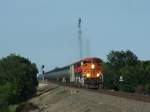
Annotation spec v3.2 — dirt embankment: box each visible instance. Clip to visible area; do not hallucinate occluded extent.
[18,83,150,112]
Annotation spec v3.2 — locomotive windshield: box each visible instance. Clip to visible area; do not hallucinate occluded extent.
[82,60,91,65]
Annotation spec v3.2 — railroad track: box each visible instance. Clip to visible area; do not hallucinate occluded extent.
[96,89,150,103]
[47,81,150,103]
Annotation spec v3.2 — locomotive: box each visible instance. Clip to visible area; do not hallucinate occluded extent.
[44,57,103,88]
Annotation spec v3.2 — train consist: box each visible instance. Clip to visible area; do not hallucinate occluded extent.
[44,57,103,88]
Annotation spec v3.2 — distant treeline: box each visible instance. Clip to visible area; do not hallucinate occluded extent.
[0,54,38,112]
[103,50,150,94]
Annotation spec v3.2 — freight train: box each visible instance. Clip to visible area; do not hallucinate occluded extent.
[44,57,103,88]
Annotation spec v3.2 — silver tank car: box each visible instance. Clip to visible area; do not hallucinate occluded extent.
[44,66,74,82]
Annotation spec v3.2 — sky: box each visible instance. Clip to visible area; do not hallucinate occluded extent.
[0,0,150,71]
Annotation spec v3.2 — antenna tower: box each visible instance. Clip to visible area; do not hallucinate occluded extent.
[78,18,83,59]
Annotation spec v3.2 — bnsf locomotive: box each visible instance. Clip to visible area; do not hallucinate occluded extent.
[44,57,103,88]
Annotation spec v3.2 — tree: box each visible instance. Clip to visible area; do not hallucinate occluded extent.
[0,54,38,106]
[107,50,138,70]
[104,50,139,92]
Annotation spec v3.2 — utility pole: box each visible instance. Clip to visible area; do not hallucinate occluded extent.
[78,18,83,59]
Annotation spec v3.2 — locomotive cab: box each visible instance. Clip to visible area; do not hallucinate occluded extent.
[75,57,103,88]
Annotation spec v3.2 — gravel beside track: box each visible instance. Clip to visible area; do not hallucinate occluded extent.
[52,81,150,103]
[25,82,150,112]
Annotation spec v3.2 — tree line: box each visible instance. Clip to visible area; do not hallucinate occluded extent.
[0,54,38,112]
[103,50,150,94]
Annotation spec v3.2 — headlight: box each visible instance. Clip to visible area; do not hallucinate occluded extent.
[91,64,95,69]
[86,73,90,77]
[97,73,100,77]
